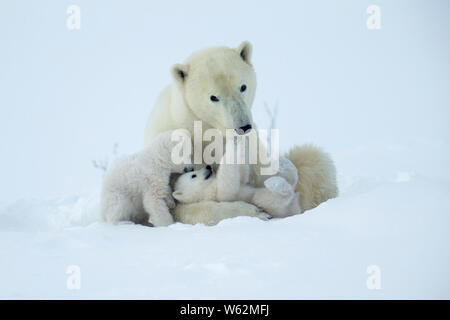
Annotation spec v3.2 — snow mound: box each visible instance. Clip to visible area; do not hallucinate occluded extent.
[0,192,100,232]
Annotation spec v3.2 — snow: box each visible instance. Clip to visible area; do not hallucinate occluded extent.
[1,161,449,299]
[1,1,449,299]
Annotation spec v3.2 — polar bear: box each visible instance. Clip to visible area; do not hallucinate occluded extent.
[172,156,301,219]
[144,41,256,147]
[172,201,271,226]
[101,131,192,226]
[143,41,338,218]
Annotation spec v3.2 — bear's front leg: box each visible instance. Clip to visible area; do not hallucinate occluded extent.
[216,162,243,201]
[143,192,174,227]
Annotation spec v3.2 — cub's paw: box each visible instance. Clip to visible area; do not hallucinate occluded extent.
[264,176,292,197]
[278,157,299,186]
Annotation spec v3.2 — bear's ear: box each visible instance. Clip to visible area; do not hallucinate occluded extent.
[171,64,189,84]
[172,190,185,202]
[235,41,252,65]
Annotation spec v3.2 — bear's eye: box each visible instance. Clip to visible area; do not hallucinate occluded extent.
[210,95,219,102]
[191,174,197,179]
[240,84,247,92]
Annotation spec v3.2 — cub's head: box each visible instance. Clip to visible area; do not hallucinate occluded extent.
[171,41,256,135]
[172,165,215,203]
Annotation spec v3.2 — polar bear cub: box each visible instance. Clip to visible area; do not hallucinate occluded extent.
[101,131,192,226]
[172,157,301,218]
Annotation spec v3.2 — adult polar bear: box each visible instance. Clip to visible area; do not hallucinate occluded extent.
[143,41,338,219]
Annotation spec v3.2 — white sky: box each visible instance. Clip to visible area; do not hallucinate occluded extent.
[1,0,449,202]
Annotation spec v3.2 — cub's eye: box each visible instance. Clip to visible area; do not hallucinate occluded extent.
[240,84,247,92]
[210,95,219,102]
[191,174,197,179]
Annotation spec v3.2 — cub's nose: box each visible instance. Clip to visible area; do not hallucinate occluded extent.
[183,166,194,173]
[204,165,213,180]
[235,124,252,135]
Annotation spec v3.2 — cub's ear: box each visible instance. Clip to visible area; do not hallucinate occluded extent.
[172,190,185,202]
[235,41,252,65]
[171,64,189,84]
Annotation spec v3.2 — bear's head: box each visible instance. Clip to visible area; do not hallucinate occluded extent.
[172,165,215,203]
[171,41,256,135]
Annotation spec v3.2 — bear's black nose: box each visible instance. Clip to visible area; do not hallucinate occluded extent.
[205,165,212,171]
[236,124,252,135]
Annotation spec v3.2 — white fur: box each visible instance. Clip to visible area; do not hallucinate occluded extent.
[143,42,338,220]
[172,153,301,218]
[285,144,338,212]
[101,131,192,226]
[172,201,270,226]
[143,41,256,146]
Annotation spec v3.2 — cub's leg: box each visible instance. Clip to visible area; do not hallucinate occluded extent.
[286,192,302,216]
[251,177,299,218]
[264,176,294,197]
[143,192,174,227]
[101,191,136,224]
